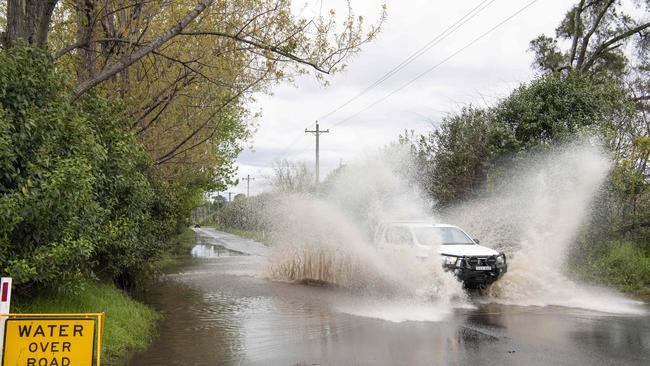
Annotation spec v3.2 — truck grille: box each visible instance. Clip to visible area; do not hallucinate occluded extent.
[466,256,496,267]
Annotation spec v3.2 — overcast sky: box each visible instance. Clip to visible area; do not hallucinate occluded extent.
[228,0,571,197]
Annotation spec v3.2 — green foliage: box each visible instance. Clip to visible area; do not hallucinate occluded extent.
[495,72,632,150]
[528,0,647,79]
[580,241,650,292]
[412,72,634,207]
[414,107,492,206]
[206,194,276,233]
[0,45,203,291]
[0,45,100,289]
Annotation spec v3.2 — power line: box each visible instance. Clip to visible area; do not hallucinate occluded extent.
[265,0,538,167]
[330,0,540,128]
[316,0,498,123]
[272,0,499,161]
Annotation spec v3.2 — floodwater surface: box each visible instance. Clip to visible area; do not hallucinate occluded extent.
[125,228,650,366]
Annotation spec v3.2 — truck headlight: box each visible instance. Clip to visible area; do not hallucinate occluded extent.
[443,256,458,266]
[496,254,506,266]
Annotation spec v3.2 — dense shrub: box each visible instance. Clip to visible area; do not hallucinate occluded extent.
[412,72,634,207]
[581,241,650,292]
[0,45,195,291]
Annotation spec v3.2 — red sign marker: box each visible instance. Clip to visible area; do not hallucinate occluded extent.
[1,282,8,302]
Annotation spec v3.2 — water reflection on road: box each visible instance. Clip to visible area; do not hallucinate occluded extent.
[125,229,650,366]
[190,244,244,258]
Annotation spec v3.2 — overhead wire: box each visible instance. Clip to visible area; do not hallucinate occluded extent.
[316,0,498,123]
[329,0,540,128]
[272,0,501,161]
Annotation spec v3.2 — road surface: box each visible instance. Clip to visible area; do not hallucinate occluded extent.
[125,228,650,366]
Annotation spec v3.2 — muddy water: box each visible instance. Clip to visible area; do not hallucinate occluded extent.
[125,229,650,366]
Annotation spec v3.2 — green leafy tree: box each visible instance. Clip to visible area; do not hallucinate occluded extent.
[529,0,649,79]
[0,45,198,291]
[413,107,492,207]
[411,73,634,207]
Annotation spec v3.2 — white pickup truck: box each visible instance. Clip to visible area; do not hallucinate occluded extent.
[375,221,507,288]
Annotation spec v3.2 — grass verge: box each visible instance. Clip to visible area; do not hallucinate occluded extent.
[573,240,650,297]
[13,281,158,364]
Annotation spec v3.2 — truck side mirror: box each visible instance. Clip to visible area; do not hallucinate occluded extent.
[474,238,480,244]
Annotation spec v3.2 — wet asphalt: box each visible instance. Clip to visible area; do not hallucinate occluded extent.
[124,228,650,366]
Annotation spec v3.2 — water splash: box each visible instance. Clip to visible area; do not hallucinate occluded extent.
[265,142,646,317]
[267,196,466,302]
[445,143,646,314]
[267,147,467,310]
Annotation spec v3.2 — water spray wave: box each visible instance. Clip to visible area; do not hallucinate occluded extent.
[266,143,646,317]
[266,149,468,320]
[445,144,645,314]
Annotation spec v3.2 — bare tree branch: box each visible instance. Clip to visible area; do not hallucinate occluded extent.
[178,30,331,74]
[155,72,268,165]
[582,21,650,71]
[576,0,616,69]
[53,40,85,59]
[569,0,586,67]
[234,1,281,38]
[70,0,215,102]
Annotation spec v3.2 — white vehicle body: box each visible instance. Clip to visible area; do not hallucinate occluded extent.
[375,221,507,287]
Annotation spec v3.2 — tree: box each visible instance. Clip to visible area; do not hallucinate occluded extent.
[410,73,634,207]
[0,45,190,289]
[529,0,649,77]
[1,0,385,188]
[2,0,384,99]
[529,0,650,120]
[270,159,314,193]
[412,107,493,207]
[528,1,650,239]
[1,0,58,47]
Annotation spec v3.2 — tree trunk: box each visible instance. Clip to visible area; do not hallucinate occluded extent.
[76,0,96,82]
[3,0,59,47]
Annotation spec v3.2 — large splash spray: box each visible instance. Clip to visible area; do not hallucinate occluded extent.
[445,143,644,314]
[264,142,645,316]
[267,147,467,306]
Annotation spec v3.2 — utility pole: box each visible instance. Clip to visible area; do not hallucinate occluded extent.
[228,192,233,202]
[305,121,329,185]
[241,174,255,197]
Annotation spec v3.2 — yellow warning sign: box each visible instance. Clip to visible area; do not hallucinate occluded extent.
[2,314,102,366]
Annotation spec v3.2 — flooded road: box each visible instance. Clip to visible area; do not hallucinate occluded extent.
[125,228,650,366]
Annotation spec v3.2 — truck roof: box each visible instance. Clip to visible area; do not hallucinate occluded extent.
[386,220,458,228]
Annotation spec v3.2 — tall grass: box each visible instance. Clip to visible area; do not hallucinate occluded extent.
[577,241,650,292]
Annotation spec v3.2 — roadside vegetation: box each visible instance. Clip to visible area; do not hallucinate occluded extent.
[193,192,279,244]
